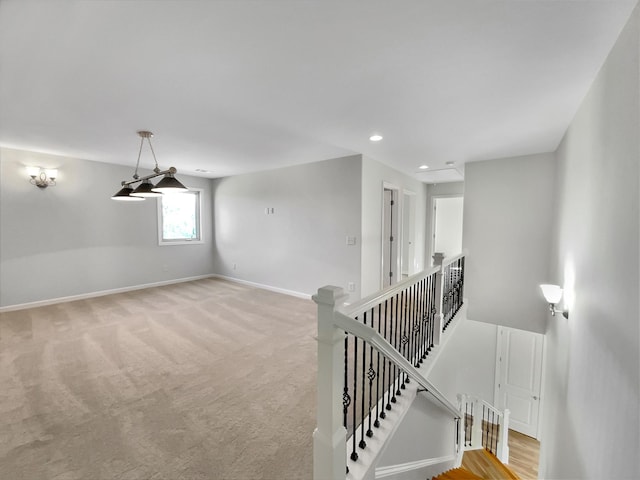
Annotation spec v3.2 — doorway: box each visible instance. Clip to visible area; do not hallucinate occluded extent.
[431,195,464,262]
[494,326,544,439]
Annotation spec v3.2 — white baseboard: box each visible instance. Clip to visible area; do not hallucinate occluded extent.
[211,274,312,300]
[375,454,456,479]
[0,274,216,313]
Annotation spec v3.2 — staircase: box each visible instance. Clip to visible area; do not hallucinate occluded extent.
[312,252,515,480]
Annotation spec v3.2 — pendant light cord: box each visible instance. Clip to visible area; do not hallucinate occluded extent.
[147,137,160,173]
[133,136,144,180]
[133,134,160,179]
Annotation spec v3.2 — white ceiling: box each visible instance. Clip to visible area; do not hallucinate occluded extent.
[0,0,637,182]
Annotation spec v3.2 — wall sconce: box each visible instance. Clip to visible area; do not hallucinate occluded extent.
[539,284,569,318]
[27,167,57,188]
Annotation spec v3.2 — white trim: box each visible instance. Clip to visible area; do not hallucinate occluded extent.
[211,274,312,300]
[381,182,401,290]
[0,274,216,313]
[375,454,456,478]
[429,194,464,264]
[157,188,205,246]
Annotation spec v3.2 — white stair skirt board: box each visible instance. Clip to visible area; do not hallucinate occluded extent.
[346,302,468,480]
[0,274,216,313]
[375,455,456,479]
[212,274,312,300]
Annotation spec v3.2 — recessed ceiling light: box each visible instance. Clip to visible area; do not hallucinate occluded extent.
[369,134,383,142]
[419,165,429,169]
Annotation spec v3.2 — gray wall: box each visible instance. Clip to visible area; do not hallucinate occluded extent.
[462,153,556,333]
[361,157,428,297]
[425,181,464,265]
[0,147,215,308]
[540,6,640,479]
[211,155,362,298]
[428,319,497,405]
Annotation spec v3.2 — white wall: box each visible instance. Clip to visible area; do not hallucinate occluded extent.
[428,319,498,405]
[376,394,455,469]
[211,155,362,298]
[361,157,428,297]
[540,6,640,479]
[463,154,556,334]
[425,182,464,265]
[0,147,215,308]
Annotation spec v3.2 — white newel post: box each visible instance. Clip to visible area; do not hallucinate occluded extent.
[432,253,445,346]
[313,286,349,480]
[497,408,510,463]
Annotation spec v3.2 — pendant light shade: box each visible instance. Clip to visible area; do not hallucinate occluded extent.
[151,173,189,194]
[111,185,145,201]
[111,131,189,201]
[131,179,163,198]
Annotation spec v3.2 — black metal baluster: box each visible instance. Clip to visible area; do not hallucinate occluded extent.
[413,281,422,368]
[464,401,469,447]
[374,303,382,427]
[491,412,498,455]
[411,283,420,368]
[359,313,367,449]
[343,335,350,431]
[416,279,424,365]
[423,278,428,354]
[351,329,358,461]
[383,299,391,414]
[460,256,465,306]
[482,405,486,450]
[430,274,436,350]
[366,308,375,438]
[391,293,399,402]
[470,401,474,446]
[400,289,409,389]
[395,292,403,396]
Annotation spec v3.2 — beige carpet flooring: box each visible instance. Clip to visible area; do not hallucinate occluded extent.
[0,278,318,479]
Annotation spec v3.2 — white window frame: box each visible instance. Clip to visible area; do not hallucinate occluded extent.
[157,188,204,246]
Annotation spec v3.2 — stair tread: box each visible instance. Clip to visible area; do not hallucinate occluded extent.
[433,467,484,480]
[461,449,520,479]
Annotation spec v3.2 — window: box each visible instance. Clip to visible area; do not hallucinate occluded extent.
[157,189,203,245]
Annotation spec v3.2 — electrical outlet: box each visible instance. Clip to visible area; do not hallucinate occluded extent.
[348,282,356,292]
[233,263,237,270]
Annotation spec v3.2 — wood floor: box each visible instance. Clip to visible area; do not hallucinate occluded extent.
[507,430,540,479]
[455,429,539,480]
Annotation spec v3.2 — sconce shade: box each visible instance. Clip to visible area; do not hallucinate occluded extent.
[151,173,189,193]
[131,180,163,198]
[111,185,145,201]
[26,166,41,177]
[540,284,563,304]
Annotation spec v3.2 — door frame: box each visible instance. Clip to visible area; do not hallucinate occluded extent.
[401,189,417,277]
[429,194,464,264]
[381,182,400,289]
[493,326,545,440]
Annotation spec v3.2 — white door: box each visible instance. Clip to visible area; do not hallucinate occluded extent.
[432,196,464,261]
[495,326,544,438]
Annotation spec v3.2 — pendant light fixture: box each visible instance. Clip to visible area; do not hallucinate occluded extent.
[111,131,188,201]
